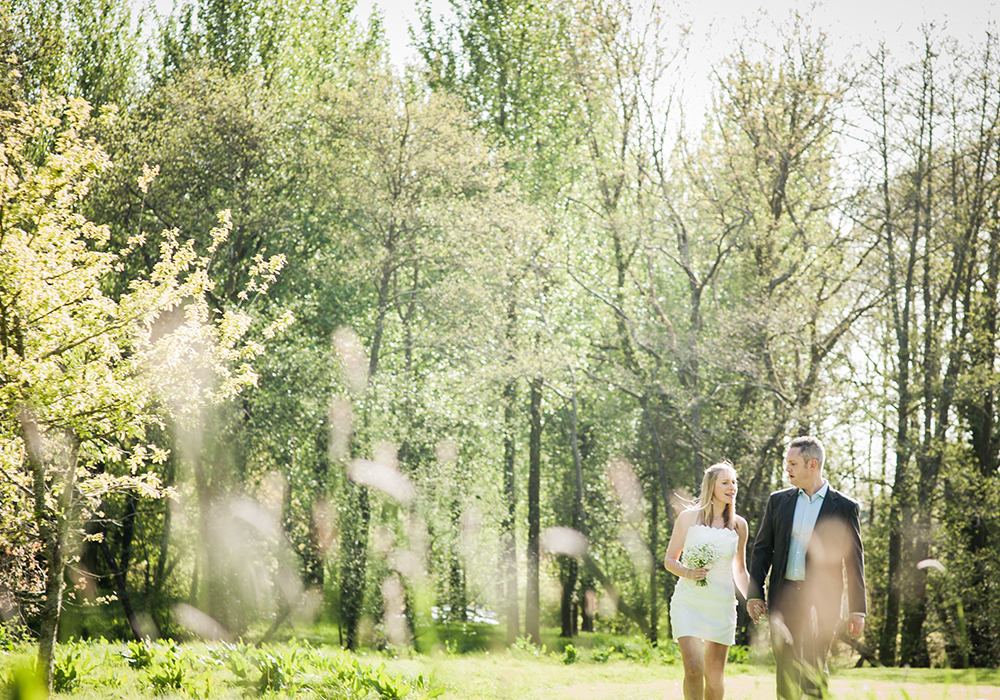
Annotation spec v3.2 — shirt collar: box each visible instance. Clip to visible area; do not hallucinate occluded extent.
[798,481,829,502]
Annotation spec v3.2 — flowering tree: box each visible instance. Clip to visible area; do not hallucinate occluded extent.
[0,92,286,688]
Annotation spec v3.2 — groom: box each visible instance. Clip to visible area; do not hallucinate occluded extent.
[746,436,866,700]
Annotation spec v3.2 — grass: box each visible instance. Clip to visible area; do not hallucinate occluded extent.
[0,632,997,699]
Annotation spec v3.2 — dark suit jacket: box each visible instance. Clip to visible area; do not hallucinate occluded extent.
[749,485,867,620]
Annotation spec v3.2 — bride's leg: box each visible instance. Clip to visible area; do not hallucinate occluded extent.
[678,636,706,700]
[703,641,729,700]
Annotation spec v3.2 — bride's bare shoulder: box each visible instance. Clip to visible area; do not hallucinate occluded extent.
[675,509,700,527]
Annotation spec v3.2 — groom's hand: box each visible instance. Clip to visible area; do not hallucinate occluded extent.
[747,599,766,623]
[849,614,865,638]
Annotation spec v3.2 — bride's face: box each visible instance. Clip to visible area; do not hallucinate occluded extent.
[713,470,738,505]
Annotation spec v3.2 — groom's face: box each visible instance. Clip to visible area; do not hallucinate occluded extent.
[784,447,813,488]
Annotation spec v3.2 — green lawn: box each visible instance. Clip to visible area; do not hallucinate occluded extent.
[1,633,998,699]
[389,657,1000,700]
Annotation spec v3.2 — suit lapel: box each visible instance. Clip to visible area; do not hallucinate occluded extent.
[817,486,838,521]
[777,488,798,555]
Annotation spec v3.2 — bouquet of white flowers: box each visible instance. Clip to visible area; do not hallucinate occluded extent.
[682,542,721,587]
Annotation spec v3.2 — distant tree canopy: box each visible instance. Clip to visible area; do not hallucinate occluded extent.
[1,0,999,673]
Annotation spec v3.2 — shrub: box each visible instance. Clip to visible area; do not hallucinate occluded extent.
[510,636,545,658]
[727,645,751,664]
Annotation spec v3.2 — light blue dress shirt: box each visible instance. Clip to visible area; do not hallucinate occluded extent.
[785,481,829,581]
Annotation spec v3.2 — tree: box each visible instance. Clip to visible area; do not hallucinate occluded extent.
[0,0,67,107]
[0,92,284,687]
[416,0,583,644]
[854,28,1000,666]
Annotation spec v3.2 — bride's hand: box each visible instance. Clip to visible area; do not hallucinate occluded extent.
[686,567,708,582]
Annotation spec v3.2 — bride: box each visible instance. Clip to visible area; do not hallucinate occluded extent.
[663,462,750,700]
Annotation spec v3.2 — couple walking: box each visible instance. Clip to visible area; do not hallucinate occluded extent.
[663,436,867,700]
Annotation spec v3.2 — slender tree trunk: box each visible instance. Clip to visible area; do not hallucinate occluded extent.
[568,379,596,634]
[877,44,920,664]
[526,377,542,644]
[95,493,145,641]
[99,538,145,641]
[559,556,577,638]
[449,494,467,622]
[21,413,79,691]
[579,570,594,633]
[340,483,370,650]
[637,393,671,516]
[502,377,519,644]
[648,488,659,645]
[337,250,392,649]
[154,453,176,596]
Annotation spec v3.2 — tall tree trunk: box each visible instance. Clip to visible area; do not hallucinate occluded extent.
[568,381,599,635]
[559,556,577,638]
[336,252,392,649]
[21,412,79,691]
[340,483,370,650]
[501,377,519,645]
[648,488,659,645]
[99,493,145,641]
[899,41,938,666]
[876,43,921,664]
[449,494,467,622]
[525,377,542,644]
[154,452,177,598]
[99,538,145,641]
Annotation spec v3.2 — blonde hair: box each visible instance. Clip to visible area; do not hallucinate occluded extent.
[694,461,737,529]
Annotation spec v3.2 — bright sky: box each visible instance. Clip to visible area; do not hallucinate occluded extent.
[354,0,997,71]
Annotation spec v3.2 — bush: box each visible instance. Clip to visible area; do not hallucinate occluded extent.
[588,636,654,664]
[510,636,546,658]
[727,645,751,664]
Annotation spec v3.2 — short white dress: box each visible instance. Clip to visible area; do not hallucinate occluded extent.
[670,524,739,645]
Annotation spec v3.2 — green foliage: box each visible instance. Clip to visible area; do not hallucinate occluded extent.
[213,641,310,694]
[7,0,1000,671]
[0,624,27,654]
[1,662,47,700]
[590,646,611,663]
[727,645,751,665]
[255,652,289,694]
[510,636,545,658]
[53,643,97,692]
[589,636,655,665]
[324,654,444,700]
[121,640,157,669]
[144,644,186,694]
[0,0,68,105]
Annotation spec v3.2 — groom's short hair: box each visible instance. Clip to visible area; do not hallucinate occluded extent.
[789,435,825,470]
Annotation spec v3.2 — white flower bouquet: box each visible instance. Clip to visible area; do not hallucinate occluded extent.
[682,542,721,587]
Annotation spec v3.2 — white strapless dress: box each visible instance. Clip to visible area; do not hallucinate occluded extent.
[670,524,739,645]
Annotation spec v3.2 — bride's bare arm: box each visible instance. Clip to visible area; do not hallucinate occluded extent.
[663,510,707,583]
[733,516,750,599]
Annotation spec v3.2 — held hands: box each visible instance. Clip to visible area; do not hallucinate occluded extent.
[747,599,767,624]
[849,613,865,638]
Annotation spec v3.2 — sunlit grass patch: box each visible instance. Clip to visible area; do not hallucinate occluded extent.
[2,635,999,699]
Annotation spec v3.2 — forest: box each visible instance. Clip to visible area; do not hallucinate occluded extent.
[1,0,999,691]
